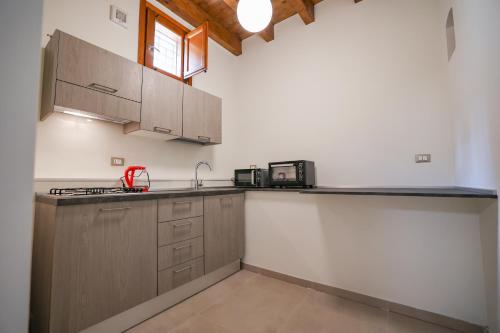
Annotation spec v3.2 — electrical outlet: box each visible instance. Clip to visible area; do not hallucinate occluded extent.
[111,157,125,166]
[415,154,432,163]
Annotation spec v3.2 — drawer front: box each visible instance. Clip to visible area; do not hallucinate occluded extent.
[57,31,142,102]
[55,80,141,123]
[158,237,204,271]
[158,216,203,246]
[158,197,203,222]
[158,257,204,295]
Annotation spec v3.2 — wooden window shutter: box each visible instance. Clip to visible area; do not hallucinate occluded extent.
[184,22,208,79]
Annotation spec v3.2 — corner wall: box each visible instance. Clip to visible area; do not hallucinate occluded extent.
[0,0,43,332]
[438,0,500,331]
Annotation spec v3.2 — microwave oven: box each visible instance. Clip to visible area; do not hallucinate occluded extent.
[268,160,316,188]
[234,169,269,187]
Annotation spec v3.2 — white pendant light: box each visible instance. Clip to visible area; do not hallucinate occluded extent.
[237,0,273,33]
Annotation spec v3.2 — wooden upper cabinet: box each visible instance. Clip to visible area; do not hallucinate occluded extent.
[41,30,142,123]
[57,31,142,102]
[184,23,208,79]
[124,66,183,139]
[182,84,222,145]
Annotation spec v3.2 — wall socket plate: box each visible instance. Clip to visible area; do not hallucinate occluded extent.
[111,157,125,166]
[415,154,432,163]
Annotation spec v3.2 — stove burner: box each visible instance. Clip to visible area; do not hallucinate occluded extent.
[49,187,144,196]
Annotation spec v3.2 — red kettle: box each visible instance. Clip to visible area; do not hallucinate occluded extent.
[123,166,150,192]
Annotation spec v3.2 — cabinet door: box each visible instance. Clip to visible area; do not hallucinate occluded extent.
[140,67,183,136]
[50,201,157,333]
[57,31,142,102]
[182,85,222,144]
[204,194,244,274]
[55,80,141,123]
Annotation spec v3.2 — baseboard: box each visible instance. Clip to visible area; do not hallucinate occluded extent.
[81,260,241,333]
[242,263,487,333]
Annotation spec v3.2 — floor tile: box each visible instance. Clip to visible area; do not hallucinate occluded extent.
[127,270,258,333]
[278,290,389,333]
[168,315,234,333]
[199,274,309,333]
[128,270,465,333]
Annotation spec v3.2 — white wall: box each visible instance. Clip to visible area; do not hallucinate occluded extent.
[37,0,241,187]
[438,0,500,330]
[0,0,43,332]
[244,192,488,325]
[37,0,456,188]
[439,0,500,190]
[235,0,455,187]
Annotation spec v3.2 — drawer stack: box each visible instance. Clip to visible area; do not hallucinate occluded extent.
[157,197,205,295]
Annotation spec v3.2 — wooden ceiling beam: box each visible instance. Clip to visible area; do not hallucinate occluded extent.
[222,0,238,11]
[288,0,315,25]
[159,0,242,55]
[259,24,274,42]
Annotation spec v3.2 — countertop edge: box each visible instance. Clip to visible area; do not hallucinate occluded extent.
[36,186,498,206]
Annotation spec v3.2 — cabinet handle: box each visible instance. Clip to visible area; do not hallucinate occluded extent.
[154,127,172,134]
[99,207,131,212]
[174,266,192,274]
[173,244,192,251]
[88,83,118,94]
[198,136,211,143]
[173,222,193,228]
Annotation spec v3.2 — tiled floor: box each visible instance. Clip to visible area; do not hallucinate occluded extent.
[127,270,460,333]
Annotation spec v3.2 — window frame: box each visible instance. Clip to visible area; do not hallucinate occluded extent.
[138,0,192,84]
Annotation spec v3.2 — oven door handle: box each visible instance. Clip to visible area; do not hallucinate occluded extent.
[270,163,295,167]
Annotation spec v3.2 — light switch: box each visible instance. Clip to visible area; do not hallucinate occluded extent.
[111,157,125,166]
[415,154,431,163]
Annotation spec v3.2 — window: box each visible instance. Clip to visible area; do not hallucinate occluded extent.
[138,0,208,83]
[153,20,183,76]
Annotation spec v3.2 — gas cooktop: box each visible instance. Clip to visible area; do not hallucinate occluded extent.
[49,187,144,196]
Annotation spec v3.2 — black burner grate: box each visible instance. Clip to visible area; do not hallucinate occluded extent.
[49,187,144,196]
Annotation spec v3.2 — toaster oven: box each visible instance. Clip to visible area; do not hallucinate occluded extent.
[234,169,269,187]
[268,160,316,188]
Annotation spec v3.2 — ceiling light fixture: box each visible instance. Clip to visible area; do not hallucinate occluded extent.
[237,0,273,33]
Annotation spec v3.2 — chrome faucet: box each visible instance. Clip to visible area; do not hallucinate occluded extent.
[195,161,212,190]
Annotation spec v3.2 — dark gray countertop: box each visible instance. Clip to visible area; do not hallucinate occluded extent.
[299,187,498,198]
[36,186,497,206]
[36,188,246,206]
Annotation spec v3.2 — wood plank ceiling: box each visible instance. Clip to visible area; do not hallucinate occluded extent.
[158,0,326,56]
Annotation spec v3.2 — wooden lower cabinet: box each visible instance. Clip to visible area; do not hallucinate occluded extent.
[31,200,157,333]
[204,194,245,274]
[31,193,244,333]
